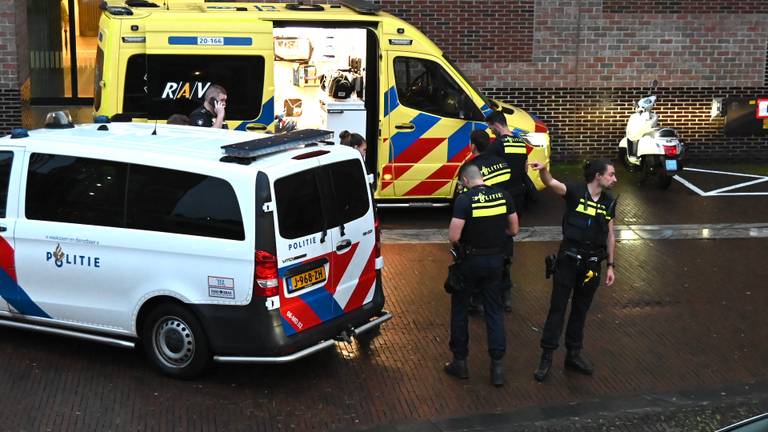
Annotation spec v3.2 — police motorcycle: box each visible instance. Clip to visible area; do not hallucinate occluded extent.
[618,80,685,189]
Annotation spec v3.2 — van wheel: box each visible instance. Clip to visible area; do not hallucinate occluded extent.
[142,303,211,378]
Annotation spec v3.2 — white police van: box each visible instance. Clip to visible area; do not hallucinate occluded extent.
[0,118,389,377]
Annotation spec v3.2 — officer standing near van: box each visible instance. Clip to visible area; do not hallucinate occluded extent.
[528,160,617,382]
[486,111,529,311]
[464,130,512,315]
[190,84,228,129]
[445,163,519,387]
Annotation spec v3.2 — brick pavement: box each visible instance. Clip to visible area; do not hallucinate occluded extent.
[0,238,766,431]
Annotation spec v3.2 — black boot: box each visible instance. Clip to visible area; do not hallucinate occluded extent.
[490,359,504,387]
[533,349,553,382]
[565,349,594,375]
[443,358,469,379]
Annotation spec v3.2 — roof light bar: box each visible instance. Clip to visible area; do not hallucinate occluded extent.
[222,129,334,159]
[340,0,381,14]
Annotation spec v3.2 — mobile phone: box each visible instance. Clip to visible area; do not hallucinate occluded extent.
[208,97,217,107]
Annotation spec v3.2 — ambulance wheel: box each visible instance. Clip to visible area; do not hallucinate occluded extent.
[142,303,211,378]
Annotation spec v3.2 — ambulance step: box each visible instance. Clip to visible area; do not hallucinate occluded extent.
[0,317,135,349]
[376,202,450,208]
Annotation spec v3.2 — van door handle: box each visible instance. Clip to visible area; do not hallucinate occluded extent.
[395,123,415,131]
[246,123,267,131]
[336,239,352,252]
[0,225,6,232]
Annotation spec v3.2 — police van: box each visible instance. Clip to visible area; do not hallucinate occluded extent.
[0,118,389,377]
[94,0,552,203]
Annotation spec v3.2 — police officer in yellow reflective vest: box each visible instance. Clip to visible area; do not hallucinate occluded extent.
[486,111,529,311]
[528,160,617,382]
[446,163,519,387]
[461,130,513,315]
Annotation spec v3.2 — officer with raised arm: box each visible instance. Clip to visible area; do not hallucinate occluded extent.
[445,163,519,387]
[528,160,617,382]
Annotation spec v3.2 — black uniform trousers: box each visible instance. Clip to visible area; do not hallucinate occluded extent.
[450,254,506,360]
[500,192,525,293]
[540,248,602,351]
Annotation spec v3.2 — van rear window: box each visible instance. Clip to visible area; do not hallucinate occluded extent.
[123,54,265,120]
[274,168,325,240]
[274,159,369,240]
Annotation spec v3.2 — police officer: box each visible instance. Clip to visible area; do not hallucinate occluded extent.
[485,111,528,213]
[445,163,519,387]
[486,111,528,311]
[528,160,617,382]
[463,130,512,315]
[189,84,227,129]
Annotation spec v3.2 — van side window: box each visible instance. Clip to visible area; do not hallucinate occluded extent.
[394,57,480,120]
[274,168,325,239]
[126,164,244,240]
[0,152,13,218]
[25,154,127,228]
[124,54,265,121]
[326,159,369,227]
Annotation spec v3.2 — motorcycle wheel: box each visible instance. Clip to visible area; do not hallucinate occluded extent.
[642,156,673,189]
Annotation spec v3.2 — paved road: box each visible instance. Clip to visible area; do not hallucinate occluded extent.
[0,165,766,431]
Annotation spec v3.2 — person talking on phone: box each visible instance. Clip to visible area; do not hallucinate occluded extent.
[190,84,227,129]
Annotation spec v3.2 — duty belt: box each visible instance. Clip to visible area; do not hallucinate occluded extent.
[562,249,603,263]
[465,246,504,256]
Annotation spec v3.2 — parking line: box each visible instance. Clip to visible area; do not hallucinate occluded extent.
[675,168,768,197]
[673,174,706,196]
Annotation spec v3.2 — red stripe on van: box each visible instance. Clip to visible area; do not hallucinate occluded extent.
[281,298,322,333]
[328,242,359,295]
[343,248,376,313]
[0,237,17,281]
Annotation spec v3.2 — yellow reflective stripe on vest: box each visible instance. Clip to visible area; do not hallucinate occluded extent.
[471,199,507,217]
[483,169,511,185]
[472,206,507,217]
[576,198,612,219]
[503,137,528,155]
[472,199,506,209]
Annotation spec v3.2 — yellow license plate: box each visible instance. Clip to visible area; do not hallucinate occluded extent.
[290,267,326,292]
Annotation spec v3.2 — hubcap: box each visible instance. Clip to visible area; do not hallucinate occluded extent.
[153,316,195,369]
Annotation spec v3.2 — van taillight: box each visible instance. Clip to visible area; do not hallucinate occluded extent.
[254,250,278,297]
[374,217,382,257]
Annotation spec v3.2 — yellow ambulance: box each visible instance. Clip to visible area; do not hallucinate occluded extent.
[94,0,551,202]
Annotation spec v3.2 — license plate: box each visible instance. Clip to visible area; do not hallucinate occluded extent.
[665,159,678,171]
[290,267,326,292]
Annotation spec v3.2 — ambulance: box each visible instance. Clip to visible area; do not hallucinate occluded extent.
[0,119,389,377]
[94,0,552,203]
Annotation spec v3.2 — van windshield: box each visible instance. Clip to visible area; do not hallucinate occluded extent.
[443,55,491,108]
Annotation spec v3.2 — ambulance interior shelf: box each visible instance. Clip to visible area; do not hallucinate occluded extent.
[273,27,367,145]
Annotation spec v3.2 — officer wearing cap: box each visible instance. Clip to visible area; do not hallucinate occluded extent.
[528,159,617,382]
[445,163,519,387]
[189,84,227,129]
[462,130,513,315]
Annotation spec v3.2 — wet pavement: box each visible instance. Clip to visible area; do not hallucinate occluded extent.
[0,165,767,431]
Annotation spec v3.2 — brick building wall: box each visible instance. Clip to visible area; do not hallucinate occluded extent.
[374,0,768,162]
[0,0,25,136]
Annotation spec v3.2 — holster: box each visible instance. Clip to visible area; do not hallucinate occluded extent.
[545,254,558,279]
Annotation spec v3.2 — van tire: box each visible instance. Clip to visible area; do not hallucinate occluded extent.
[142,303,211,378]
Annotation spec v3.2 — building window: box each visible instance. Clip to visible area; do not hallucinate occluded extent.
[27,0,100,102]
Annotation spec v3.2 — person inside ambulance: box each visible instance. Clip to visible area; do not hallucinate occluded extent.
[189,84,227,129]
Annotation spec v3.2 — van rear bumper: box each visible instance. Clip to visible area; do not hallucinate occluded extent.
[213,311,392,364]
[191,271,387,359]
